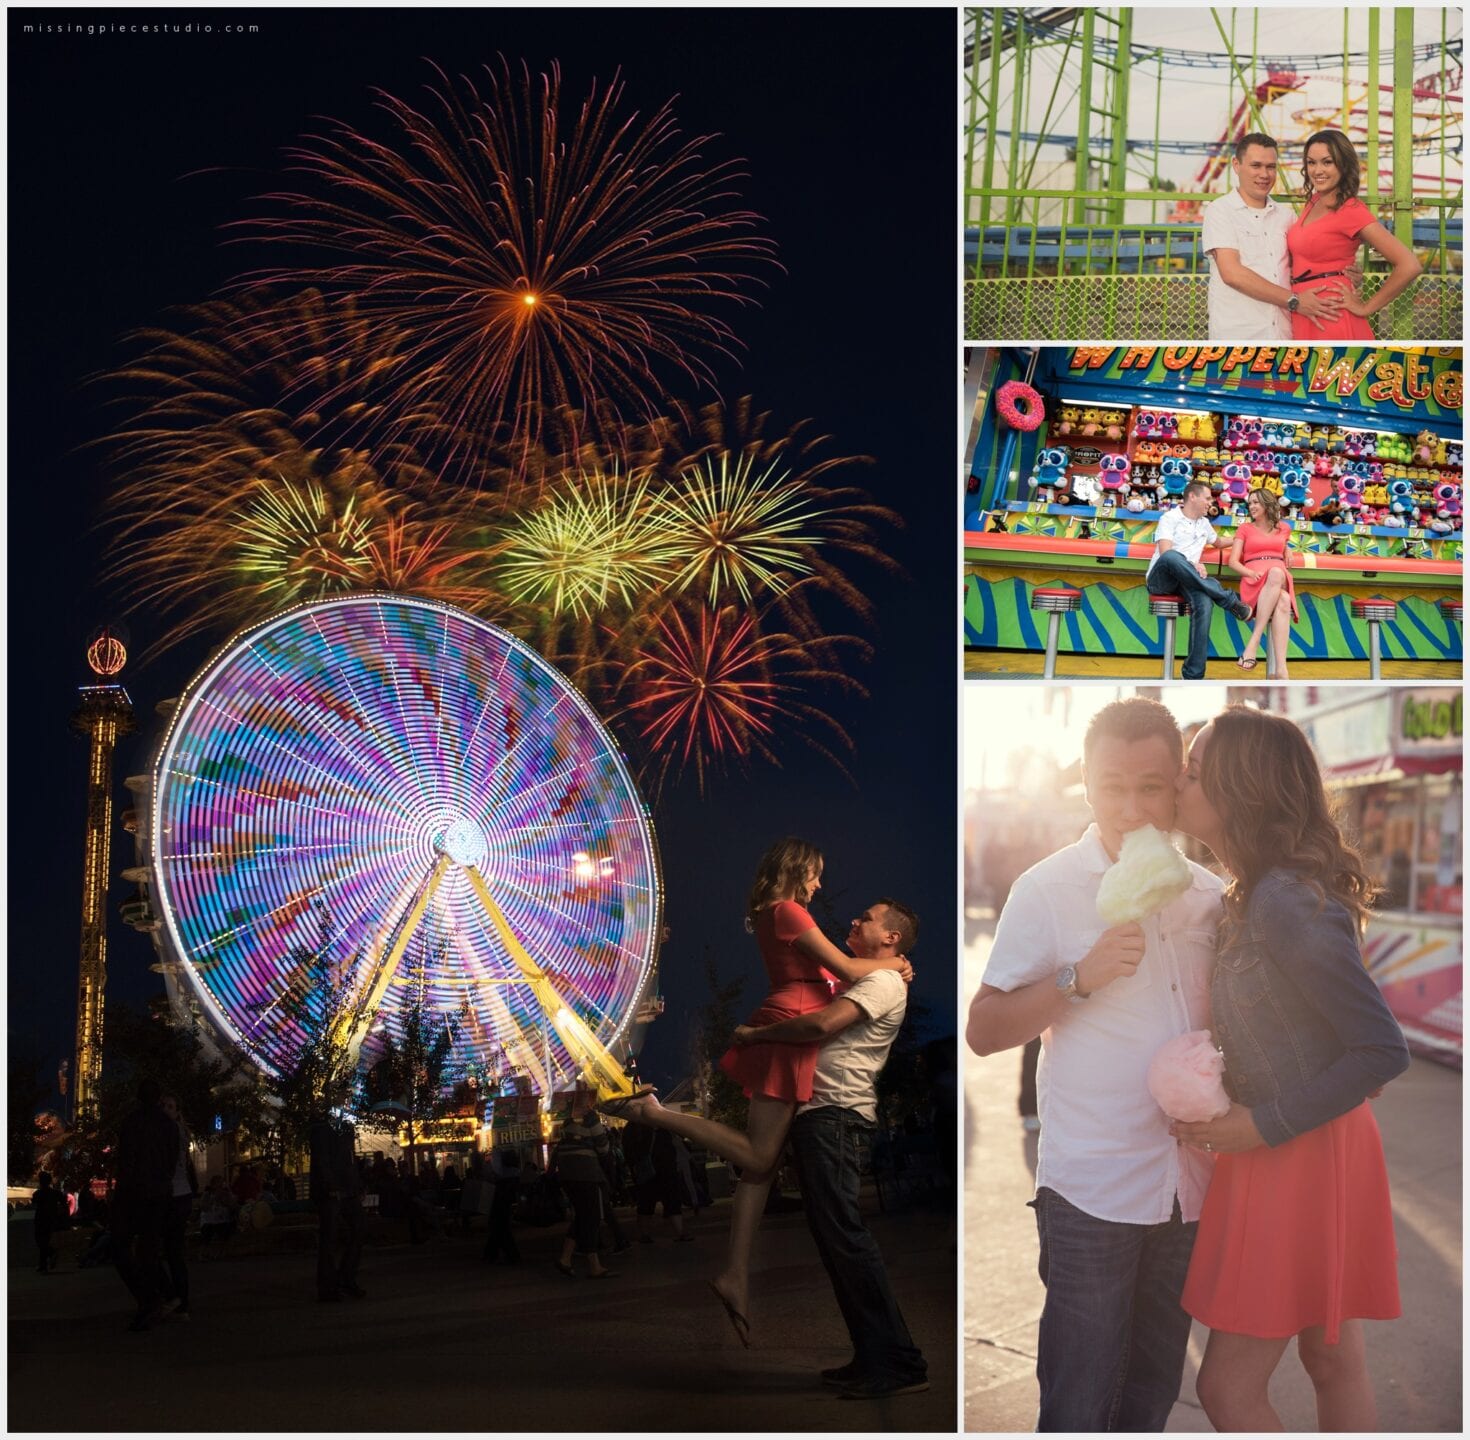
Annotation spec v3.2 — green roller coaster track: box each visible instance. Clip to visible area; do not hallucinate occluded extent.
[965,7,1463,340]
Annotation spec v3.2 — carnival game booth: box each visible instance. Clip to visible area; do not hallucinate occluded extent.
[965,347,1463,678]
[1283,688,1462,1066]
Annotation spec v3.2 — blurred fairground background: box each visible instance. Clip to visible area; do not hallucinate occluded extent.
[964,8,1463,339]
[962,682,1462,1430]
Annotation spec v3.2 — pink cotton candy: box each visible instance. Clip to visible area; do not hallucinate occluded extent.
[1147,1029,1230,1122]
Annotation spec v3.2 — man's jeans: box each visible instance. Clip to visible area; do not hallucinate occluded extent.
[790,1106,926,1385]
[1145,549,1240,679]
[1031,1187,1196,1432]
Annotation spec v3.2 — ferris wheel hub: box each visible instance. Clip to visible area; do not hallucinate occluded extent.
[435,814,489,869]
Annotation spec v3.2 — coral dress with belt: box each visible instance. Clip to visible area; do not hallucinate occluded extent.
[1236,522,1298,620]
[718,900,834,1103]
[1181,1102,1400,1342]
[1286,194,1376,340]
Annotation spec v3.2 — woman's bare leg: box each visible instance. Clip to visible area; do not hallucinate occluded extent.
[1242,569,1284,663]
[1195,1328,1292,1432]
[710,1168,775,1324]
[1269,592,1292,678]
[1298,1322,1376,1432]
[612,1092,794,1175]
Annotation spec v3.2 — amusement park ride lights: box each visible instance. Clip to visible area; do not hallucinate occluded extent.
[141,594,663,1106]
[72,629,135,1123]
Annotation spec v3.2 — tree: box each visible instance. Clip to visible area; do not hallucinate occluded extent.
[258,903,376,1162]
[358,982,459,1175]
[7,1048,48,1182]
[48,1003,264,1194]
[688,949,749,1127]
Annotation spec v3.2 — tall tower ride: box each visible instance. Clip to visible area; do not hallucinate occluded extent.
[72,629,134,1123]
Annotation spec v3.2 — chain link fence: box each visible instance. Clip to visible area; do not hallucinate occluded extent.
[965,272,1463,340]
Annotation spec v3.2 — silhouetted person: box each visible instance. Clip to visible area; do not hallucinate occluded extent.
[32,1173,67,1273]
[309,1110,364,1301]
[482,1146,521,1264]
[112,1077,180,1330]
[157,1094,199,1318]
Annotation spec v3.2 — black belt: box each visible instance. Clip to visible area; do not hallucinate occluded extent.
[1291,268,1347,285]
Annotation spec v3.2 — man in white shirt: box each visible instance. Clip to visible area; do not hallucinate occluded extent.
[968,699,1225,1432]
[731,899,927,1402]
[1202,132,1343,340]
[1146,479,1252,679]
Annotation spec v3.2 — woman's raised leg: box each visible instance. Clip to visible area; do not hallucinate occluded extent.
[1194,1328,1292,1432]
[607,1092,795,1175]
[1297,1321,1377,1432]
[1269,592,1292,678]
[1241,569,1284,665]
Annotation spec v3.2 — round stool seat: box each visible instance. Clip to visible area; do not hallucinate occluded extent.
[1031,586,1083,614]
[1439,599,1464,623]
[1351,598,1397,623]
[1148,593,1191,618]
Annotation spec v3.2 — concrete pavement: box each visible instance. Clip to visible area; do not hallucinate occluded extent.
[9,1184,955,1432]
[963,911,1463,1433]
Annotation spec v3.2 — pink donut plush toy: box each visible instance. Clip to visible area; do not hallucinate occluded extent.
[996,380,1045,431]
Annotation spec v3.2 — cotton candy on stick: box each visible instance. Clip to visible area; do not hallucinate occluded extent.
[1148,1030,1231,1122]
[1096,825,1192,925]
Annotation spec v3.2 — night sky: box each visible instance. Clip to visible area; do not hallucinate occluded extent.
[9,8,958,1101]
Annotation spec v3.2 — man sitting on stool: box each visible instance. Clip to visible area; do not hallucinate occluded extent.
[1145,480,1251,679]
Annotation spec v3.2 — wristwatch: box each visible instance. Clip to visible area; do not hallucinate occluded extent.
[1055,964,1088,1002]
[1287,294,1301,313]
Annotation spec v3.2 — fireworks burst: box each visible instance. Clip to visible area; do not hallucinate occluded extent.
[497,468,677,619]
[239,59,778,468]
[615,602,867,795]
[655,452,822,605]
[100,293,511,654]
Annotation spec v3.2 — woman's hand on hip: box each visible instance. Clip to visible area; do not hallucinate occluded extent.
[1170,1103,1266,1154]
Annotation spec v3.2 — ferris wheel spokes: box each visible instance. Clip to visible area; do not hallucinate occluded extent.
[462,864,635,1100]
[336,852,452,1062]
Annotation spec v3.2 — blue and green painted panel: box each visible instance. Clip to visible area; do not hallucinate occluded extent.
[964,574,1463,664]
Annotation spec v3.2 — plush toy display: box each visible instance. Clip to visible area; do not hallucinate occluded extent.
[1029,446,1071,505]
[1414,429,1437,464]
[1057,406,1079,436]
[1097,452,1132,504]
[1386,477,1417,522]
[1103,409,1126,441]
[1337,471,1365,515]
[1159,455,1193,507]
[1134,410,1157,439]
[1280,464,1311,519]
[1096,825,1193,925]
[1221,460,1252,517]
[1147,1031,1231,1123]
[1080,408,1102,437]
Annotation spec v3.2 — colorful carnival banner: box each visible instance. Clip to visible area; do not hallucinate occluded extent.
[1394,690,1464,765]
[1051,347,1462,423]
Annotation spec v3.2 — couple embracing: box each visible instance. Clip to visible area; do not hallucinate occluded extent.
[969,698,1409,1432]
[604,839,928,1402]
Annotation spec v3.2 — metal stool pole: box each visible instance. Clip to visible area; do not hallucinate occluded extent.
[1351,598,1397,681]
[1030,587,1083,680]
[1148,595,1186,680]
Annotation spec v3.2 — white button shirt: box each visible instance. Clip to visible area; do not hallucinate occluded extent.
[1147,507,1217,578]
[983,824,1225,1225]
[1201,188,1295,342]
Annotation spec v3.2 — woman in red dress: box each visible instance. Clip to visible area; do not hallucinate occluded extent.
[601,837,912,1343]
[1171,708,1408,1433]
[1226,487,1298,677]
[1286,129,1422,340]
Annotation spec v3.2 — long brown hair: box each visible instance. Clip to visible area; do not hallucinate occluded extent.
[1247,487,1282,531]
[1199,706,1377,940]
[746,837,822,928]
[1302,129,1361,210]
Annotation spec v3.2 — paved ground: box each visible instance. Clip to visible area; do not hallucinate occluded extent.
[963,910,1463,1433]
[9,1185,955,1432]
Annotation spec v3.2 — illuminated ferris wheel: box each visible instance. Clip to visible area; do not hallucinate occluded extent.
[147,594,662,1099]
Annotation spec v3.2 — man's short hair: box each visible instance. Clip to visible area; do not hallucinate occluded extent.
[875,897,919,954]
[1083,698,1184,770]
[1234,132,1278,160]
[1183,479,1212,501]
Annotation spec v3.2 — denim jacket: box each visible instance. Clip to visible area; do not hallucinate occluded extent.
[1211,868,1410,1148]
